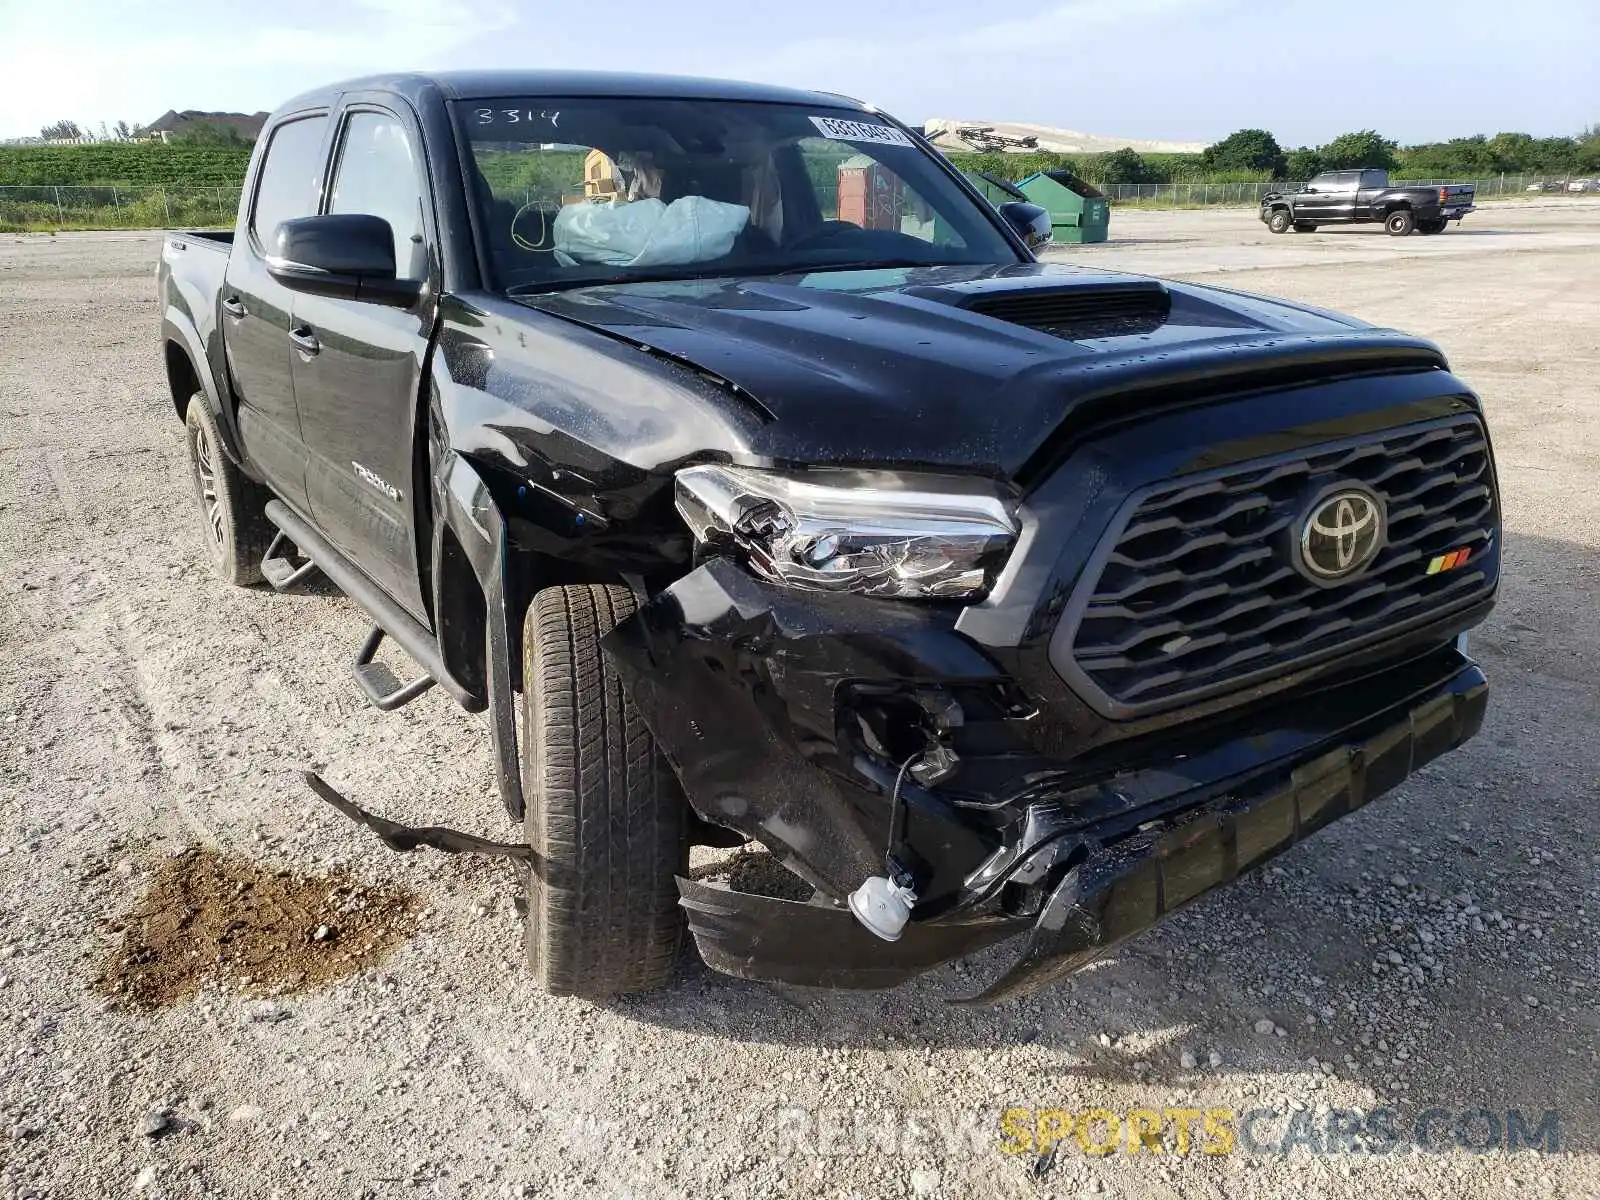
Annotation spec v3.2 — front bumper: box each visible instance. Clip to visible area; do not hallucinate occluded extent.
[604,552,1490,1001]
[676,658,1486,1001]
[965,660,1486,1000]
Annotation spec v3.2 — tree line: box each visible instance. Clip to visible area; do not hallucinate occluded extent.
[37,118,142,143]
[950,126,1600,186]
[1196,126,1600,180]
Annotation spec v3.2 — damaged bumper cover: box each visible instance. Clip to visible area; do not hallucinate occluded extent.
[606,557,1490,1003]
[960,666,1486,1001]
[680,665,1485,1002]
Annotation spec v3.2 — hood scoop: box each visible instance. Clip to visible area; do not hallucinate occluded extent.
[961,280,1171,340]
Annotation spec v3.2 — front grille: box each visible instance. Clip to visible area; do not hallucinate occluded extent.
[966,283,1170,339]
[1062,416,1496,712]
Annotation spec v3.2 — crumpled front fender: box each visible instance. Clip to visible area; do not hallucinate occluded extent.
[603,556,1007,901]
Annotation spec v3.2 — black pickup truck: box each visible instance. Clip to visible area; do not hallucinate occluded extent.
[158,71,1500,1003]
[1262,169,1477,235]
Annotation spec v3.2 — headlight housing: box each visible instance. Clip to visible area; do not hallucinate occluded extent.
[674,465,1019,600]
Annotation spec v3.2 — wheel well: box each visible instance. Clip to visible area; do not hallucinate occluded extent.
[433,443,675,705]
[164,340,202,422]
[1385,201,1412,214]
[433,522,637,703]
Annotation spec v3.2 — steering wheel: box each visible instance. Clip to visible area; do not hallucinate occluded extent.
[509,200,555,253]
[785,220,861,251]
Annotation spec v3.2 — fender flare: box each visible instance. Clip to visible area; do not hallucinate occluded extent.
[431,446,526,821]
[161,309,246,463]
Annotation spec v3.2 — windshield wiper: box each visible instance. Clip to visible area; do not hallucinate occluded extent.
[504,259,975,295]
[790,259,971,273]
[506,268,734,295]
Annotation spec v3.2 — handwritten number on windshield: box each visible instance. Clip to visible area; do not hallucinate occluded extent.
[475,108,560,129]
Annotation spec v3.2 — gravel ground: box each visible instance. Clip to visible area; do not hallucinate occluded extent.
[2,204,1597,1200]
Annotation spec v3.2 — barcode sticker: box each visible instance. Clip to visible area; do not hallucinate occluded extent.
[809,116,914,147]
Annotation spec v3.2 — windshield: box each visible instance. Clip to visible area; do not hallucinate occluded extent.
[452,98,1021,293]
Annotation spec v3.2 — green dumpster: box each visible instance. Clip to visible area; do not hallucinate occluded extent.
[1014,170,1111,243]
[962,170,1029,210]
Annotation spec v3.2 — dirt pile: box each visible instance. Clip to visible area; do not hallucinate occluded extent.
[93,846,419,1010]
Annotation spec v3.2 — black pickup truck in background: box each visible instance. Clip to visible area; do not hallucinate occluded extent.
[157,71,1500,1004]
[1262,169,1477,235]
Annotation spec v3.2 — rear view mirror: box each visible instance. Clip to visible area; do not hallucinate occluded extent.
[997,201,1053,250]
[266,214,422,307]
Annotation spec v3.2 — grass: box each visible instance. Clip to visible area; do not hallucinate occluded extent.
[0,187,240,233]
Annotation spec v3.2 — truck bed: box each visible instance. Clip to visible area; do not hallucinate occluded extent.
[170,229,233,250]
[158,232,233,392]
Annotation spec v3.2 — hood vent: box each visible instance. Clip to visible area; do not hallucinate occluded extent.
[964,281,1171,339]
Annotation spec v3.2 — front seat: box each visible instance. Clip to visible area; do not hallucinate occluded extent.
[466,161,556,275]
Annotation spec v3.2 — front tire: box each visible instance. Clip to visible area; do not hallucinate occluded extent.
[1266,208,1292,234]
[1385,209,1415,236]
[520,584,688,999]
[183,396,273,586]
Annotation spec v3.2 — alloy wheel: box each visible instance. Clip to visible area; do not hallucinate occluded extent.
[193,423,225,548]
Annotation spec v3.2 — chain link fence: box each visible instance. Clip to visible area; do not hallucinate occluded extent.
[1098,174,1594,206]
[0,185,241,231]
[2,175,1593,231]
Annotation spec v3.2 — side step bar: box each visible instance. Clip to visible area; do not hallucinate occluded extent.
[260,530,319,591]
[263,500,482,713]
[352,625,436,711]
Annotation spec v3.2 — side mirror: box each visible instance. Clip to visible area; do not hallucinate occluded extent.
[266,214,422,307]
[997,201,1053,250]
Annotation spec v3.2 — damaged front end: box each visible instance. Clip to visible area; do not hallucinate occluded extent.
[603,556,1490,1003]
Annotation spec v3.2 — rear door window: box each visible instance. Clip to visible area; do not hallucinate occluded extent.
[250,116,329,249]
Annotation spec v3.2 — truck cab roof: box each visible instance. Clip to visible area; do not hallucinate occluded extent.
[273,70,868,116]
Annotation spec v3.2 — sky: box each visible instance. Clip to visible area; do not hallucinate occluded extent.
[1,0,1595,146]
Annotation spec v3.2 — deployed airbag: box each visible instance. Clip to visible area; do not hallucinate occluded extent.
[553,196,750,267]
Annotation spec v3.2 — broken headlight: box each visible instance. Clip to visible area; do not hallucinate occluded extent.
[674,465,1019,600]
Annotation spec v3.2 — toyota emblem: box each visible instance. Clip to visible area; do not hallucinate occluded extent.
[1298,487,1386,580]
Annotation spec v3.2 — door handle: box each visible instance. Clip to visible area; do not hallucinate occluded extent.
[289,326,320,356]
[221,295,247,319]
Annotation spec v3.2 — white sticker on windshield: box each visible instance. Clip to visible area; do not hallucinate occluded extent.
[809,115,914,147]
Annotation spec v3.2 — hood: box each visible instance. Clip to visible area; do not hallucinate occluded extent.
[515,263,1444,481]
